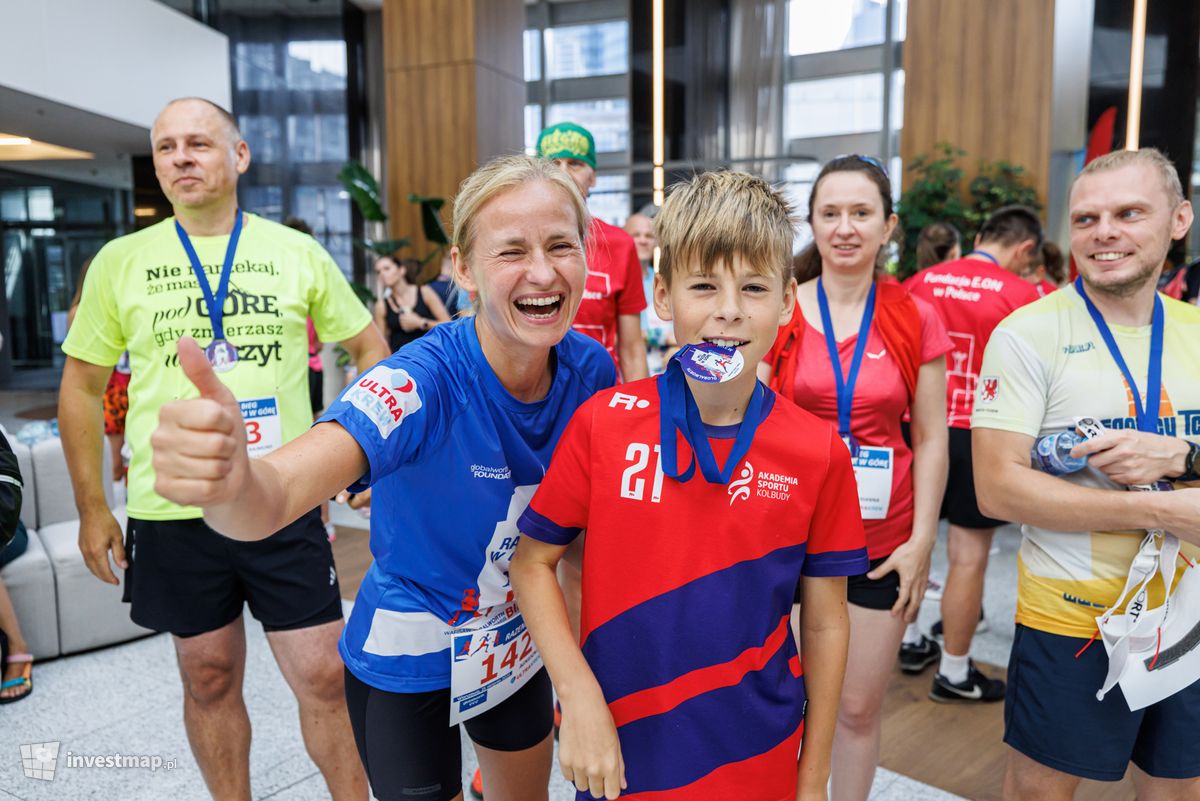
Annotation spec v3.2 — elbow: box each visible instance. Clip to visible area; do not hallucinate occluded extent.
[974,479,1004,521]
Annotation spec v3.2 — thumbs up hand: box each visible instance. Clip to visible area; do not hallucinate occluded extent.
[152,337,249,508]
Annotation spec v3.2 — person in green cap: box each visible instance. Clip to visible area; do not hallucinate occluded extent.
[536,121,648,384]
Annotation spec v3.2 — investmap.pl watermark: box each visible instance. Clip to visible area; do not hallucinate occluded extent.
[20,742,178,782]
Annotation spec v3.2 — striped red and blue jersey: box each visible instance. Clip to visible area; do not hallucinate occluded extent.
[519,377,868,800]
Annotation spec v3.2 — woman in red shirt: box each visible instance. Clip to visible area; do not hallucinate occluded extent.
[764,155,949,801]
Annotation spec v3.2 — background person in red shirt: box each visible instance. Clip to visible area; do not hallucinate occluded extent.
[537,122,648,382]
[903,207,1042,703]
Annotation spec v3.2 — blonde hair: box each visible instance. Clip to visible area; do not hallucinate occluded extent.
[1074,148,1185,205]
[451,154,590,268]
[655,170,797,288]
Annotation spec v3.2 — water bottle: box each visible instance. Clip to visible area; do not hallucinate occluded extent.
[1032,430,1088,475]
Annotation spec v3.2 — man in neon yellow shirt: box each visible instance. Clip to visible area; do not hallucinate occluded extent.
[973,148,1200,799]
[59,97,387,801]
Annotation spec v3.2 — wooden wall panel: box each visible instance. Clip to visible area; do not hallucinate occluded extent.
[901,0,1056,205]
[384,0,475,70]
[382,0,523,254]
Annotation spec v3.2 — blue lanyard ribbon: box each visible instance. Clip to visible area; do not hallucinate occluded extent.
[971,250,1000,266]
[1074,276,1164,434]
[656,355,769,484]
[817,277,876,443]
[175,209,243,343]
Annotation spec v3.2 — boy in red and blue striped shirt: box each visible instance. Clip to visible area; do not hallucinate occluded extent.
[510,171,868,800]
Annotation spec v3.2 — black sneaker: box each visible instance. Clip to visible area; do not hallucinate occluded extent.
[929,662,1005,703]
[898,634,941,674]
[930,610,988,640]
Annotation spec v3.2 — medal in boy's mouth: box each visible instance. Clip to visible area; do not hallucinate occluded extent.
[678,342,745,384]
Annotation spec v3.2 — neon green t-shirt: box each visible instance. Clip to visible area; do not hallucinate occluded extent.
[63,214,373,521]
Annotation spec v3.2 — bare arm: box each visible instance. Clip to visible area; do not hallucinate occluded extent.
[341,320,390,375]
[867,357,947,620]
[152,338,370,540]
[510,536,625,799]
[973,427,1200,543]
[372,299,389,344]
[59,356,125,583]
[796,575,851,800]
[616,314,648,382]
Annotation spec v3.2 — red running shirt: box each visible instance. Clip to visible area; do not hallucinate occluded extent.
[572,219,647,372]
[519,378,868,800]
[904,257,1040,428]
[789,298,951,559]
[1035,279,1057,298]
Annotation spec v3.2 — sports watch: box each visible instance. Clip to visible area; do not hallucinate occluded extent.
[1178,440,1200,482]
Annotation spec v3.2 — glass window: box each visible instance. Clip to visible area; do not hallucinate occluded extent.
[893,0,907,41]
[286,41,347,90]
[784,73,884,139]
[287,115,348,163]
[292,186,352,277]
[242,186,283,221]
[890,69,904,131]
[588,173,630,226]
[524,104,543,154]
[545,21,628,80]
[27,188,54,222]
[781,161,820,251]
[1,190,27,222]
[788,0,887,56]
[240,115,282,164]
[524,29,542,82]
[547,99,628,153]
[292,187,351,233]
[235,43,278,90]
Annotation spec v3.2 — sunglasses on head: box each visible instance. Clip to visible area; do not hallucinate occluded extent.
[836,153,888,176]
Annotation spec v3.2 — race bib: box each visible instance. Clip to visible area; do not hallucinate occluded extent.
[240,397,283,458]
[448,600,543,725]
[851,445,893,520]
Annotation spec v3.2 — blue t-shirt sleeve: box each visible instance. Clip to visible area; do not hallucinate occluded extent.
[316,356,447,489]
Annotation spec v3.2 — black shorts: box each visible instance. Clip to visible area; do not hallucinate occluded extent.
[942,427,1008,529]
[1006,625,1200,781]
[847,556,900,610]
[123,508,343,637]
[344,667,553,801]
[308,367,324,416]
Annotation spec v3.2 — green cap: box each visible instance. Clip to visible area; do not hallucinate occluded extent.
[536,122,596,169]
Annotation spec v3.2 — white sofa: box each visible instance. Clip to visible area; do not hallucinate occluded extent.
[0,438,152,658]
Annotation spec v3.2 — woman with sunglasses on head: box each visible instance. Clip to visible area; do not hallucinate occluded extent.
[763,155,950,801]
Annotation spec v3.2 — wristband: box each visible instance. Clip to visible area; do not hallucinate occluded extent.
[1179,440,1200,482]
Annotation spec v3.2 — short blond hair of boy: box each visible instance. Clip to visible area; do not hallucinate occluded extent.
[655,170,797,288]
